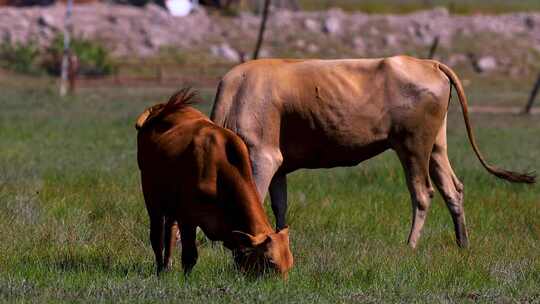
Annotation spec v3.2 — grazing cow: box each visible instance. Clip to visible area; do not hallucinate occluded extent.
[210,56,535,249]
[136,89,293,277]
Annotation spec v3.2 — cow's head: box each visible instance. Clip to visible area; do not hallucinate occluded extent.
[231,226,293,278]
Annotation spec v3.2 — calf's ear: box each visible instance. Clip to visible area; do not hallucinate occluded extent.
[231,231,269,248]
[276,226,289,236]
[135,109,151,130]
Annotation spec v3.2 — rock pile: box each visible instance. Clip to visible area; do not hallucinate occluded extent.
[0,3,539,74]
[0,3,212,56]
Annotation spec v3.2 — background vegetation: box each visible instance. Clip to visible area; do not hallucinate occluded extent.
[0,42,41,75]
[0,69,538,302]
[0,35,115,77]
[299,0,540,14]
[43,34,116,76]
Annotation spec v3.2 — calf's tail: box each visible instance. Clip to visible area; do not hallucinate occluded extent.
[438,63,535,184]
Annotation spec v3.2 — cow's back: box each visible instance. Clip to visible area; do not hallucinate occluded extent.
[210,56,451,172]
[138,107,256,201]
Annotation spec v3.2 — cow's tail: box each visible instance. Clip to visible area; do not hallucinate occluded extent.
[210,74,248,134]
[438,63,535,184]
[209,80,229,125]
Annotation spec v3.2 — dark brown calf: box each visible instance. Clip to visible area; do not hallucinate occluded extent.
[136,89,293,277]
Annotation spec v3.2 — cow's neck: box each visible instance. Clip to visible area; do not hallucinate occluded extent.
[229,186,273,237]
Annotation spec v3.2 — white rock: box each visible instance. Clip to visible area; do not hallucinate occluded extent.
[352,37,366,52]
[37,13,57,29]
[259,48,271,58]
[210,43,240,62]
[323,17,341,35]
[368,26,379,36]
[384,34,399,47]
[146,3,171,22]
[447,53,467,66]
[476,56,498,72]
[304,18,320,32]
[306,43,319,53]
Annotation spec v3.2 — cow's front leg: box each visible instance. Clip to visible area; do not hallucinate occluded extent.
[269,174,288,230]
[180,224,198,275]
[249,148,283,203]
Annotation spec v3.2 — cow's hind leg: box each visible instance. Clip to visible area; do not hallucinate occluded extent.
[429,125,468,248]
[395,141,435,249]
[269,174,288,229]
[180,224,198,275]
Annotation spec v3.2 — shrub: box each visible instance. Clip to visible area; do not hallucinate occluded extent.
[0,42,42,75]
[43,34,116,76]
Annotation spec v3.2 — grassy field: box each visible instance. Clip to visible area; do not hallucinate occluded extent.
[0,71,539,303]
[299,0,540,14]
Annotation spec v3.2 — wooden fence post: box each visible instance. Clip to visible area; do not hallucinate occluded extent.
[59,0,73,97]
[67,52,79,94]
[252,0,271,60]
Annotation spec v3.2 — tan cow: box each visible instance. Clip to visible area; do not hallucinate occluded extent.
[136,88,293,277]
[210,56,535,249]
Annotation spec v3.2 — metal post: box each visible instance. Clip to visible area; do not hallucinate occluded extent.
[60,0,73,97]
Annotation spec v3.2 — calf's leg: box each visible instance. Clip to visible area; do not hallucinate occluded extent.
[429,125,468,248]
[142,176,168,275]
[269,174,288,229]
[149,214,165,275]
[163,219,180,271]
[180,224,198,275]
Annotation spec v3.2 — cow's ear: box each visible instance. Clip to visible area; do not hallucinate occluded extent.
[231,231,268,248]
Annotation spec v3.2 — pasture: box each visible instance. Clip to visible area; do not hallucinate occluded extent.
[0,71,539,302]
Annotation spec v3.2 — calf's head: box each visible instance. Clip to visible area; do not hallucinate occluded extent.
[232,227,293,278]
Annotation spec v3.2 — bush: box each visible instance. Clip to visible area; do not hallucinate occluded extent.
[0,36,115,77]
[0,42,42,75]
[43,34,116,76]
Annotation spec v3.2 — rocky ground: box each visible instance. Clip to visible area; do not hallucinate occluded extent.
[1,3,539,75]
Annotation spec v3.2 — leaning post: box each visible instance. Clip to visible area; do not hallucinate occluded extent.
[523,72,540,114]
[59,0,73,97]
[427,35,440,59]
[252,0,271,60]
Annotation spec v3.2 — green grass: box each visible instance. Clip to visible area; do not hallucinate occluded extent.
[299,0,540,14]
[0,74,539,303]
